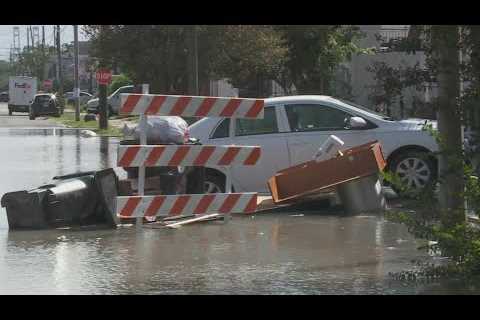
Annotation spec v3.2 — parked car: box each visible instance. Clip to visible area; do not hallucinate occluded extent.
[0,92,8,102]
[64,91,93,105]
[86,85,141,115]
[29,93,64,120]
[188,95,439,195]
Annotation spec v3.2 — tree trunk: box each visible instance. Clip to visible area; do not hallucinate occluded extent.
[431,25,465,225]
[469,26,480,131]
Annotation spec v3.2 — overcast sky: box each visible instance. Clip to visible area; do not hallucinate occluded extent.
[0,25,88,61]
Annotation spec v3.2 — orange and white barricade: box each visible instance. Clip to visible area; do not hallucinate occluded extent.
[115,92,263,220]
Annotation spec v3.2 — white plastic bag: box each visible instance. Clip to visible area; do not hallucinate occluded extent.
[123,116,189,144]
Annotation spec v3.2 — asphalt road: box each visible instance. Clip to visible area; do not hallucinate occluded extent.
[0,102,63,128]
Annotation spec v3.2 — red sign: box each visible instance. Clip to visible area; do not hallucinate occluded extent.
[43,79,53,89]
[96,69,112,85]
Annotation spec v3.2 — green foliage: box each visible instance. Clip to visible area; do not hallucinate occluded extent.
[54,112,122,136]
[207,25,288,97]
[10,46,55,83]
[385,121,480,278]
[83,25,366,97]
[273,25,368,95]
[108,74,132,95]
[387,209,480,277]
[367,61,432,118]
[0,60,10,90]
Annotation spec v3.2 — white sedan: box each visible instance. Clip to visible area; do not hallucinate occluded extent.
[188,95,439,195]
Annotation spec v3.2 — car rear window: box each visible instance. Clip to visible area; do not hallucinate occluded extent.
[35,96,51,103]
[211,119,230,139]
[235,107,278,136]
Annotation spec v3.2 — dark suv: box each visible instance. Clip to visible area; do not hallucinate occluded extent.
[29,94,64,120]
[0,92,8,102]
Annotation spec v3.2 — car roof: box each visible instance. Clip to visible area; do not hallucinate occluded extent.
[264,95,338,105]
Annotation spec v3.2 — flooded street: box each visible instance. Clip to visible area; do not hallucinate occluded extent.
[0,125,479,294]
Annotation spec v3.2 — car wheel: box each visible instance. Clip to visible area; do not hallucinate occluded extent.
[8,109,12,116]
[389,150,436,196]
[204,173,225,193]
[29,112,36,120]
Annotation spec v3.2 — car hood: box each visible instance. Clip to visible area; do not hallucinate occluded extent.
[87,98,99,106]
[393,118,437,131]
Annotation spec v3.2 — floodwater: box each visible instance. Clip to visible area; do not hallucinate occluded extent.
[0,128,479,295]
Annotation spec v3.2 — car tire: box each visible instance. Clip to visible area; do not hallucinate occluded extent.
[204,173,225,193]
[388,150,436,196]
[8,109,12,116]
[29,113,35,120]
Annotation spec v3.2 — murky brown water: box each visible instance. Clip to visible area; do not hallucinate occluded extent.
[1,128,479,294]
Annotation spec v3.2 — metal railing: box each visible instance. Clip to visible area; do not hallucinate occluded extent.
[378,28,410,42]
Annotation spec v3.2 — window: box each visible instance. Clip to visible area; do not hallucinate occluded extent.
[35,95,51,103]
[285,104,351,132]
[211,118,230,139]
[235,107,278,136]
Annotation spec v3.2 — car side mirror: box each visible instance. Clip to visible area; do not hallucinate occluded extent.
[348,116,368,129]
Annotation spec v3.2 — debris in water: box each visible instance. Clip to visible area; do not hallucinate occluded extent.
[80,130,97,137]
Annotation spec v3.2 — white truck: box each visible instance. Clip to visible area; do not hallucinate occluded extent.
[8,76,37,115]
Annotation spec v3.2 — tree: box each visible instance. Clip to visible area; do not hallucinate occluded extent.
[430,25,465,224]
[367,61,431,118]
[11,46,54,82]
[273,25,367,95]
[368,26,467,224]
[83,25,365,98]
[83,25,287,97]
[206,25,288,97]
[0,60,10,90]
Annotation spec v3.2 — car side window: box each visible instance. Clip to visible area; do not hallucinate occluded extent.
[235,107,278,136]
[211,118,230,139]
[285,104,352,132]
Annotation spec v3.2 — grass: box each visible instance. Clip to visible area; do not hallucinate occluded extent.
[53,112,123,137]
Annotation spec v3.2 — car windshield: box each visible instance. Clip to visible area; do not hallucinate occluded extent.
[336,98,393,121]
[109,86,133,99]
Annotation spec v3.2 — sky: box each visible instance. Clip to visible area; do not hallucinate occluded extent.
[0,25,88,61]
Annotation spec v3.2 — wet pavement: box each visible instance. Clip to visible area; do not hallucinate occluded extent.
[0,102,63,128]
[1,126,480,294]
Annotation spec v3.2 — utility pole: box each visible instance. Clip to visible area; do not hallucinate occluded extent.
[187,25,199,95]
[33,26,39,47]
[56,25,64,105]
[26,26,30,51]
[98,25,108,130]
[73,25,80,121]
[194,25,199,95]
[42,26,45,50]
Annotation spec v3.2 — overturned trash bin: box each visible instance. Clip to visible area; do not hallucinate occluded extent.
[1,168,119,230]
[337,174,386,214]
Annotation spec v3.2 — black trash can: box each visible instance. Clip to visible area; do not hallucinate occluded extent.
[1,169,119,230]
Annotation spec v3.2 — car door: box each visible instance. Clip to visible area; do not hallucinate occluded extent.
[229,106,291,193]
[282,103,375,165]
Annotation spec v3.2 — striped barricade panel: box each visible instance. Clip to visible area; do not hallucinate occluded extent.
[120,94,264,119]
[118,145,261,167]
[116,193,258,218]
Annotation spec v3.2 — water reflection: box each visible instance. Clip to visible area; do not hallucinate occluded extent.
[1,128,480,294]
[2,212,479,294]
